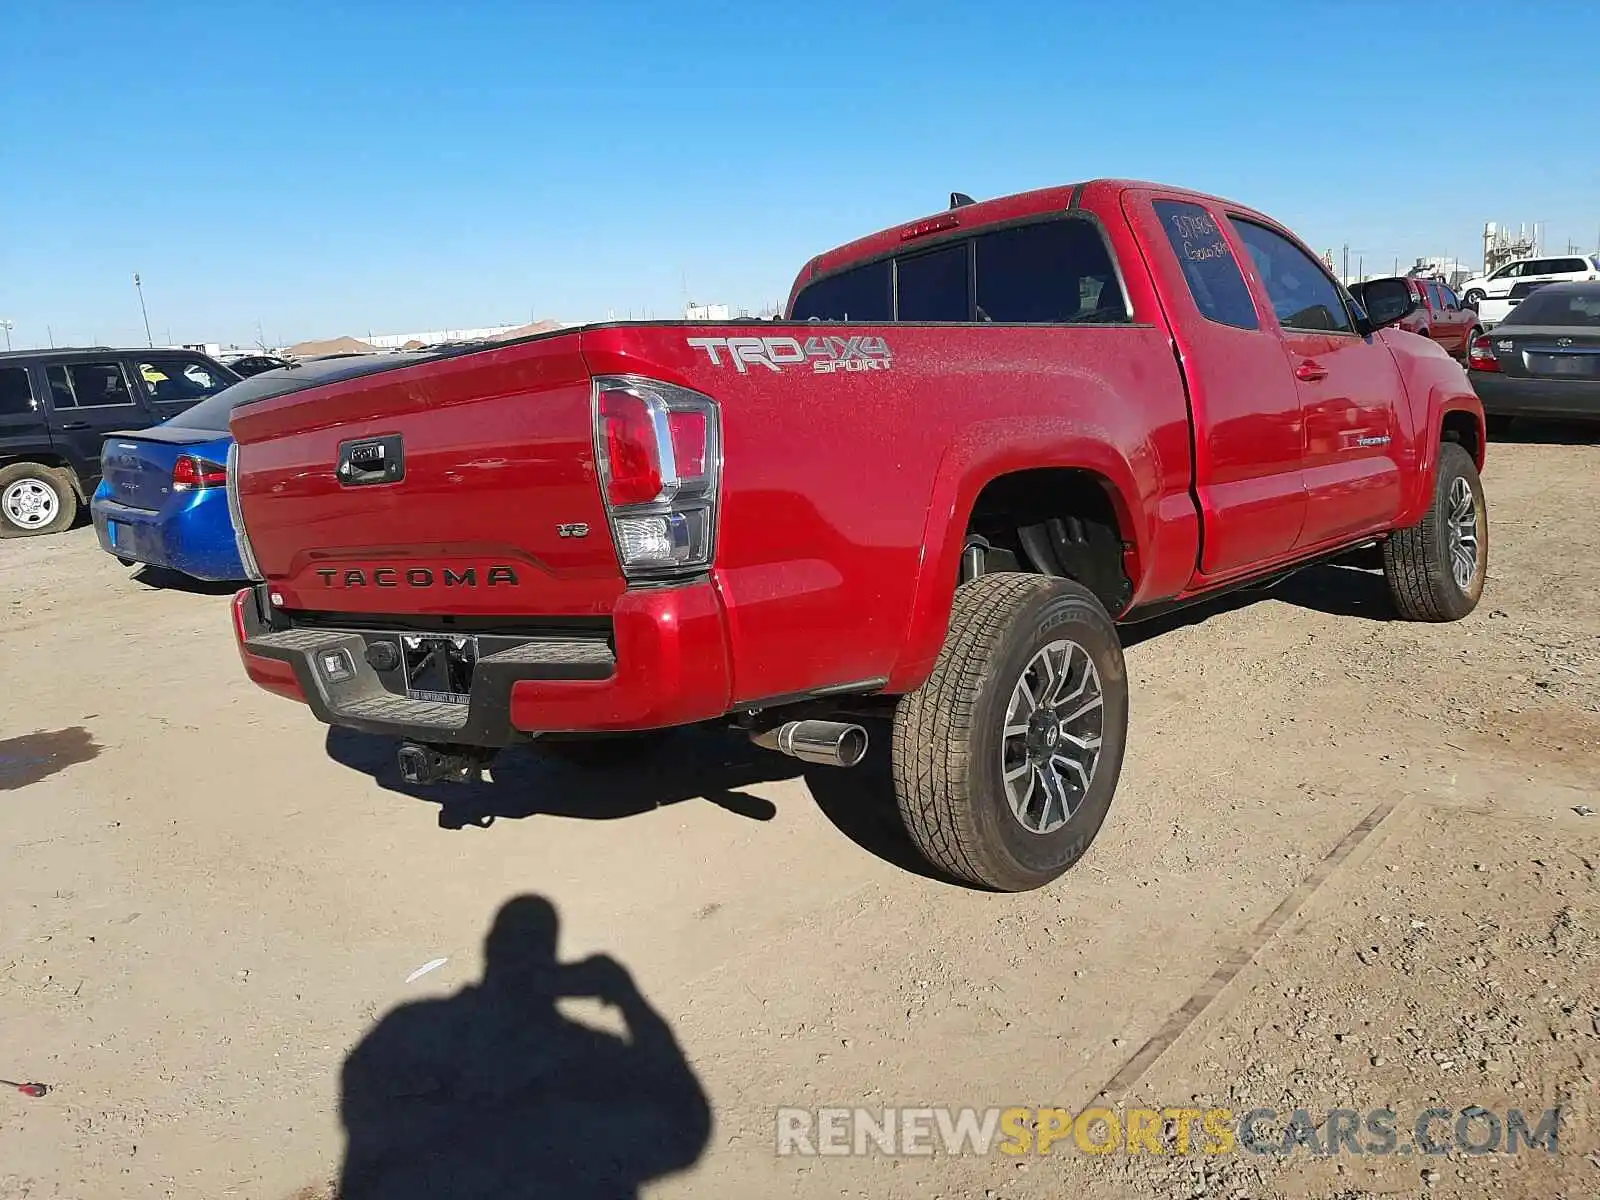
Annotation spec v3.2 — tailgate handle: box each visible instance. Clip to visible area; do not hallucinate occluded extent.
[336,435,405,486]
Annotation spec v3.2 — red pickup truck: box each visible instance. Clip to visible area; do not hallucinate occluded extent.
[227,179,1487,892]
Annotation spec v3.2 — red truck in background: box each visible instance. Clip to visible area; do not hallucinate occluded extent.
[227,179,1487,892]
[1349,276,1482,362]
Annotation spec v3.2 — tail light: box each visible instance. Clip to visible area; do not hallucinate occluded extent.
[592,375,720,579]
[1467,334,1500,373]
[172,453,228,490]
[224,442,264,581]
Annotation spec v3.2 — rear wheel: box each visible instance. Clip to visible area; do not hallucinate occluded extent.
[1382,442,1487,621]
[892,573,1129,891]
[0,464,77,537]
[1463,289,1485,306]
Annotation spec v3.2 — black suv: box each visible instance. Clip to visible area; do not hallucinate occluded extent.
[0,347,239,537]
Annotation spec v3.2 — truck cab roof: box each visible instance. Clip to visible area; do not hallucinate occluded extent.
[791,179,1267,302]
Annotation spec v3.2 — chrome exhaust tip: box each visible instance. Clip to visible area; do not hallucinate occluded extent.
[751,720,869,768]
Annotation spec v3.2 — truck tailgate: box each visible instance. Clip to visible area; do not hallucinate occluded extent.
[228,334,623,617]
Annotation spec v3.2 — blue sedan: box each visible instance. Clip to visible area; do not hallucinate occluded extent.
[92,404,245,581]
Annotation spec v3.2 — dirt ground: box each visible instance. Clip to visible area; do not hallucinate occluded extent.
[1,426,1597,1199]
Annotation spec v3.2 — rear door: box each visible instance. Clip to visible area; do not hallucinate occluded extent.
[128,353,237,422]
[1126,189,1306,578]
[38,359,154,490]
[1228,216,1406,550]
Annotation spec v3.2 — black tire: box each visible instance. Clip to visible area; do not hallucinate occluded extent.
[1463,289,1485,306]
[891,573,1129,891]
[535,730,671,768]
[1485,414,1514,438]
[0,463,78,537]
[1382,442,1487,622]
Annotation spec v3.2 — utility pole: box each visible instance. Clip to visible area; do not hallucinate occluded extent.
[1342,243,1349,283]
[133,273,153,347]
[0,319,12,352]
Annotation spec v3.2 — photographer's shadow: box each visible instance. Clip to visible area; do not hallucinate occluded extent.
[338,894,711,1199]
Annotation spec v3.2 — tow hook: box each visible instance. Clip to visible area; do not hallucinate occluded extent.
[749,720,869,768]
[396,742,497,786]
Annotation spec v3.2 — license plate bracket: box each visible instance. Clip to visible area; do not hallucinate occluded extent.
[401,635,478,704]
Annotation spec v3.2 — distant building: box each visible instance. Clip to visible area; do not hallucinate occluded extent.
[684,303,732,321]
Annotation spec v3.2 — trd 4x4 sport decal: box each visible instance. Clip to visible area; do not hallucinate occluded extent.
[687,335,892,375]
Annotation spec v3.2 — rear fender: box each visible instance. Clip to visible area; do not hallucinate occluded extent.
[885,419,1146,693]
[1394,364,1485,528]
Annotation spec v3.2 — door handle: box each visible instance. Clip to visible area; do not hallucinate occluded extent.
[1294,361,1328,382]
[59,421,90,430]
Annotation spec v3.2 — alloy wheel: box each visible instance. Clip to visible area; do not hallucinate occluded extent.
[1000,639,1104,835]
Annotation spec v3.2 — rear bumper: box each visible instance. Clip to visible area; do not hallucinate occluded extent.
[231,581,734,745]
[1470,372,1600,420]
[93,490,245,581]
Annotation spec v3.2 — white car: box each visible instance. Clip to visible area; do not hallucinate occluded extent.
[1459,254,1600,326]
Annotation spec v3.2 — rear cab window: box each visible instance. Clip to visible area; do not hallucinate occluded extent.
[974,219,1127,322]
[895,243,969,322]
[789,261,892,322]
[1153,200,1259,330]
[789,216,1130,325]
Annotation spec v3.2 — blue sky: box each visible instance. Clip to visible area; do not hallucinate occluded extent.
[4,0,1598,349]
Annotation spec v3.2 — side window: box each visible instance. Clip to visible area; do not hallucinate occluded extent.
[66,361,136,407]
[0,367,35,416]
[1525,260,1556,276]
[895,243,970,322]
[789,261,892,322]
[1153,200,1259,330]
[973,219,1128,323]
[1440,286,1460,310]
[1427,283,1447,311]
[1557,258,1588,274]
[1230,219,1354,334]
[46,365,76,408]
[1492,262,1521,280]
[136,356,231,403]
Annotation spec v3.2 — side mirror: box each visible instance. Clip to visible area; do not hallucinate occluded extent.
[1360,279,1418,330]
